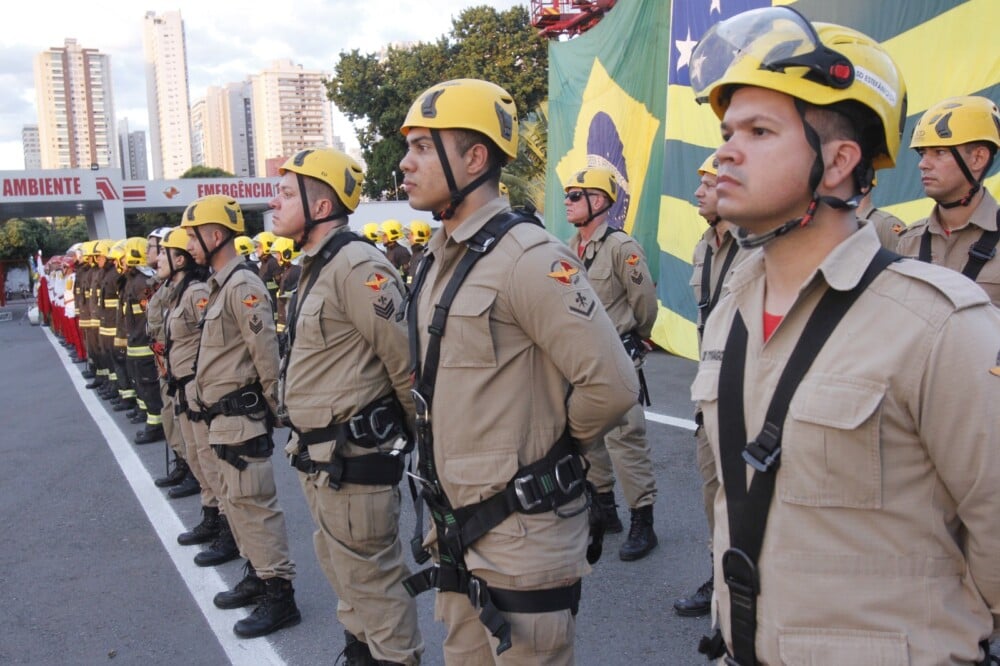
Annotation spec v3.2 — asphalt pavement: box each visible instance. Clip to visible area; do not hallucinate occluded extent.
[0,301,714,665]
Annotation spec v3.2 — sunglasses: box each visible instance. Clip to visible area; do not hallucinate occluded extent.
[564,190,590,202]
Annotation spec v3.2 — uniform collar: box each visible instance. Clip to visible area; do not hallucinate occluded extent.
[429,197,510,254]
[208,254,245,289]
[725,221,882,297]
[302,223,352,259]
[928,189,999,234]
[700,223,739,248]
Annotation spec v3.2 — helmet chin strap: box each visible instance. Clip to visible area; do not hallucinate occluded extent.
[571,192,613,227]
[193,226,234,267]
[737,99,859,249]
[430,129,500,221]
[293,173,345,250]
[937,146,992,209]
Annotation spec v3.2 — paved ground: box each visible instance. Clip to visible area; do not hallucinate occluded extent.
[1,301,716,665]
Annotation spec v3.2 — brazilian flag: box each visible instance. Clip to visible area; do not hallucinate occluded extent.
[546,0,1000,360]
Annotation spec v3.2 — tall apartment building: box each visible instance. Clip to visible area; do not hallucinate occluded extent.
[225,81,256,177]
[143,11,192,179]
[33,38,117,170]
[190,87,230,171]
[118,119,148,181]
[250,59,333,176]
[22,125,41,169]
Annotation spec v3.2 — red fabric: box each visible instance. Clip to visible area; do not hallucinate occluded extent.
[763,311,783,342]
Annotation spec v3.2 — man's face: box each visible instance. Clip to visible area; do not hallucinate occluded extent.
[716,86,815,233]
[146,239,159,267]
[916,146,969,203]
[185,228,208,266]
[694,173,719,222]
[270,172,305,239]
[400,128,456,213]
[96,255,107,268]
[564,188,604,226]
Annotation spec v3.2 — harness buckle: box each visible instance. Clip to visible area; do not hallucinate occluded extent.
[367,405,394,441]
[554,454,583,495]
[514,475,543,511]
[742,421,782,473]
[969,244,997,263]
[412,389,431,427]
[467,577,483,610]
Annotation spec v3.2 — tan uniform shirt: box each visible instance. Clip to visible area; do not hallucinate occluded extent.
[414,198,639,587]
[146,279,170,345]
[897,189,1000,306]
[690,224,753,333]
[191,254,281,445]
[857,200,906,251]
[569,221,657,337]
[693,224,1000,664]
[165,279,210,381]
[281,225,413,462]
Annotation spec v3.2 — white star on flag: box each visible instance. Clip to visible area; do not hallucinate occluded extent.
[710,0,722,15]
[675,28,697,71]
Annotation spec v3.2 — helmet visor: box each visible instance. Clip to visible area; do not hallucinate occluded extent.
[691,6,851,103]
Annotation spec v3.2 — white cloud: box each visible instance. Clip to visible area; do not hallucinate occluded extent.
[0,0,526,169]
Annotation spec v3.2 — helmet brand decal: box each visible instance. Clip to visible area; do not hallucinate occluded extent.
[494,102,514,141]
[854,65,897,107]
[421,90,445,118]
[934,111,953,139]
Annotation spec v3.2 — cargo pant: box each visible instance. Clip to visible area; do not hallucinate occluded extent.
[585,402,657,509]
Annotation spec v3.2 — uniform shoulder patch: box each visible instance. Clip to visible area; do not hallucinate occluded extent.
[564,288,597,319]
[373,294,395,320]
[991,349,1000,377]
[196,297,209,311]
[365,272,390,292]
[625,253,640,266]
[891,223,905,235]
[242,294,260,308]
[547,260,580,286]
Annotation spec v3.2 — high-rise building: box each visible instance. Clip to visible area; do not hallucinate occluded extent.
[250,59,333,176]
[22,125,41,169]
[118,119,148,181]
[190,87,229,171]
[33,38,117,170]
[143,10,192,179]
[225,81,256,177]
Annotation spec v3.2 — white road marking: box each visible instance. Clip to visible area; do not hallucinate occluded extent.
[644,409,697,431]
[46,328,286,666]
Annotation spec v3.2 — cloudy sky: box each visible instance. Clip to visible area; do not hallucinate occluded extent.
[0,0,525,171]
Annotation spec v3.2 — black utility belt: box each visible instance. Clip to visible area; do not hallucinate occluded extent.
[166,374,194,398]
[212,434,273,471]
[620,330,646,361]
[191,382,266,424]
[294,393,409,449]
[290,448,403,489]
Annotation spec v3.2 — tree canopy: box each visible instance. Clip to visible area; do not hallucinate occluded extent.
[0,216,89,261]
[327,4,548,204]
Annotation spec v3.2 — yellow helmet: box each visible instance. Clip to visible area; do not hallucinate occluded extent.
[271,236,300,264]
[563,167,619,202]
[499,182,509,197]
[81,240,98,258]
[108,239,127,272]
[362,222,384,243]
[94,239,114,258]
[910,96,1000,150]
[381,219,404,242]
[121,237,148,267]
[252,231,277,255]
[691,7,906,170]
[180,195,245,233]
[234,235,254,257]
[161,228,189,252]
[278,147,364,213]
[697,152,719,177]
[401,78,519,160]
[407,220,432,244]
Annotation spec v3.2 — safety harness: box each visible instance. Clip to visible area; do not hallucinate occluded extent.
[280,228,410,489]
[402,208,589,655]
[698,237,740,338]
[699,248,898,665]
[917,209,1000,281]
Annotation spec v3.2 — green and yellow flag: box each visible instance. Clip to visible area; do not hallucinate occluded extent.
[547,0,1000,360]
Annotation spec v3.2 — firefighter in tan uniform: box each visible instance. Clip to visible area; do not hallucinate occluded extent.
[563,166,659,562]
[269,236,301,354]
[674,152,754,618]
[271,147,423,665]
[856,178,905,251]
[156,228,228,554]
[399,78,638,665]
[689,9,1000,664]
[254,230,280,314]
[897,96,1000,306]
[182,195,300,639]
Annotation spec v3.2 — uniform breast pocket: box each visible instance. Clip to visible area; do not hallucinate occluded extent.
[587,264,614,304]
[295,294,326,349]
[780,375,886,509]
[441,286,497,368]
[200,306,226,348]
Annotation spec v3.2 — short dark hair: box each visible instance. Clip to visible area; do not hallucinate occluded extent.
[805,100,883,194]
[452,128,507,181]
[303,177,346,217]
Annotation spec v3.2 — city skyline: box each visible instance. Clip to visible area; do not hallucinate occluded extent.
[0,0,526,172]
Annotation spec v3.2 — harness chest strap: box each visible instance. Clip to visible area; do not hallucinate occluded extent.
[917,209,1000,280]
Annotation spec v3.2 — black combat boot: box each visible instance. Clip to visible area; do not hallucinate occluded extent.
[129,410,146,424]
[155,455,189,488]
[595,492,623,534]
[113,398,136,412]
[673,575,713,617]
[178,505,221,545]
[338,631,377,665]
[194,515,240,567]
[81,368,96,379]
[214,561,266,609]
[85,376,104,389]
[619,505,658,561]
[134,424,165,444]
[233,577,301,638]
[167,470,200,499]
